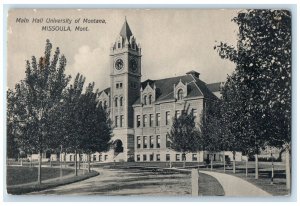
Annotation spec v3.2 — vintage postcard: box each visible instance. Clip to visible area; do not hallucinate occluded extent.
[6,8,291,197]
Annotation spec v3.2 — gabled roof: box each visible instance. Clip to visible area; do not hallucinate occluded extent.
[134,73,218,105]
[120,19,133,41]
[99,87,111,96]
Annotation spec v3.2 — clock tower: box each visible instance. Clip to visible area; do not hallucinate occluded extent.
[109,18,141,161]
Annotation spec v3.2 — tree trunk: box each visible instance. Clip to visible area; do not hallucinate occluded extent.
[74,150,78,176]
[60,146,63,179]
[285,148,290,190]
[233,151,236,174]
[245,156,248,178]
[30,153,33,167]
[37,150,42,184]
[183,153,186,168]
[64,152,67,168]
[50,154,52,167]
[88,153,91,173]
[255,153,259,179]
[210,155,213,171]
[223,151,226,173]
[78,152,81,170]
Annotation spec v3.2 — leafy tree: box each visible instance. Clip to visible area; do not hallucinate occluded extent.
[9,40,70,184]
[168,105,199,168]
[215,10,291,184]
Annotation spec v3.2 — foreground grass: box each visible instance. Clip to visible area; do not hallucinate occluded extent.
[7,166,74,186]
[7,166,99,195]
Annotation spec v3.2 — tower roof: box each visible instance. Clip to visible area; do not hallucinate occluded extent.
[120,18,133,41]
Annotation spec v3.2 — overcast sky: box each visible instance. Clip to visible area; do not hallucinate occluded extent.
[7,9,239,91]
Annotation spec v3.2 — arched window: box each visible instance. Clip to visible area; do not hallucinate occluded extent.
[104,101,107,108]
[115,97,118,107]
[144,95,147,105]
[177,89,184,100]
[149,95,152,104]
[120,97,123,107]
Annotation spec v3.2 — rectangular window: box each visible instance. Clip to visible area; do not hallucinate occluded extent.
[69,155,72,162]
[156,154,161,161]
[137,115,141,127]
[166,134,171,148]
[192,154,197,161]
[93,155,96,161]
[99,155,102,162]
[150,136,154,148]
[182,153,186,161]
[143,115,147,127]
[176,154,180,161]
[143,136,148,148]
[166,111,171,125]
[156,135,161,148]
[143,154,147,161]
[166,154,170,161]
[120,83,123,88]
[156,113,161,126]
[120,115,124,127]
[175,110,181,119]
[149,114,154,127]
[116,83,119,89]
[192,109,197,118]
[115,116,118,127]
[137,136,141,149]
[150,154,154,161]
[137,155,140,161]
[104,155,108,161]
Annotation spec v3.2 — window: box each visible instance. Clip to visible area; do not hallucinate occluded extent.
[149,95,152,104]
[116,83,119,89]
[166,111,171,125]
[137,137,141,148]
[150,154,154,161]
[178,89,184,100]
[149,114,154,127]
[192,154,197,161]
[118,42,121,48]
[99,155,102,162]
[115,97,118,107]
[175,110,181,119]
[69,155,72,161]
[166,154,170,161]
[104,101,107,107]
[156,154,161,161]
[150,136,154,148]
[166,134,171,148]
[176,154,180,161]
[120,97,123,106]
[143,154,147,161]
[143,95,147,105]
[99,101,103,108]
[143,115,147,127]
[93,155,96,161]
[143,136,147,148]
[104,155,108,161]
[137,115,141,127]
[156,135,161,148]
[120,83,123,88]
[137,155,140,161]
[115,116,118,127]
[120,115,124,127]
[182,154,186,161]
[156,113,161,126]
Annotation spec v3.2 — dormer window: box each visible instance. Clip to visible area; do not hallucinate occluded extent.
[143,95,147,105]
[178,89,184,100]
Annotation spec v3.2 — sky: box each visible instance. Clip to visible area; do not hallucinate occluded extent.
[7,9,239,91]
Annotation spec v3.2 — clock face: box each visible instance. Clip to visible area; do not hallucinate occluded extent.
[130,58,138,72]
[115,59,124,70]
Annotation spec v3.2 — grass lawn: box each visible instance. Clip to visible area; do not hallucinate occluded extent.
[7,166,74,186]
[198,172,224,196]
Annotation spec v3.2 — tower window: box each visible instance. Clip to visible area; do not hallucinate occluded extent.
[143,95,147,105]
[120,83,123,88]
[120,115,124,127]
[156,113,160,127]
[120,97,123,107]
[115,116,119,127]
[149,95,152,104]
[149,114,154,127]
[143,115,147,127]
[116,83,119,89]
[136,115,141,127]
[178,89,184,100]
[115,97,118,107]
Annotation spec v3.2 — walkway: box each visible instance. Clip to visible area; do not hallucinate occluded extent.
[198,170,271,196]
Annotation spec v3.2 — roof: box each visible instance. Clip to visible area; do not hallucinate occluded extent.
[120,19,133,41]
[134,74,218,105]
[99,87,110,96]
[206,82,223,93]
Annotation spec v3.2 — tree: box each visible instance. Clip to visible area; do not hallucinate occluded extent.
[9,39,70,184]
[215,10,291,184]
[78,83,113,172]
[168,104,199,168]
